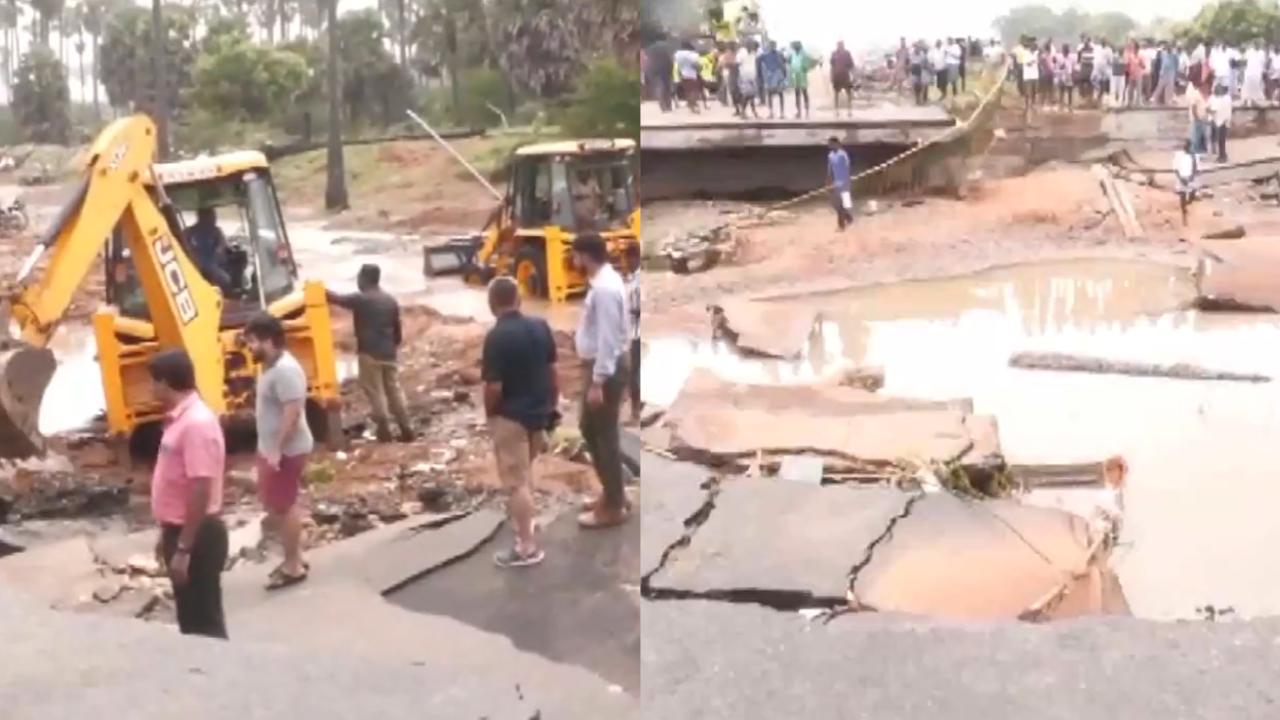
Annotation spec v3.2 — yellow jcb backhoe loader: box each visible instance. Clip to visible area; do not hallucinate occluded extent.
[0,114,343,461]
[423,138,639,302]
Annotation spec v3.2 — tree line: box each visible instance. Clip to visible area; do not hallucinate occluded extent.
[995,0,1280,49]
[5,0,640,156]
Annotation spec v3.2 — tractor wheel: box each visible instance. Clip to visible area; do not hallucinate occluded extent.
[513,245,548,299]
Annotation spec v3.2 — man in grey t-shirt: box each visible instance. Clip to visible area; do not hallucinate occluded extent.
[244,313,314,590]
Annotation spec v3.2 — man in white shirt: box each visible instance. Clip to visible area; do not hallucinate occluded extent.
[1173,140,1198,227]
[1243,40,1267,105]
[928,40,947,98]
[945,37,963,96]
[1020,41,1040,108]
[1208,83,1233,162]
[1209,42,1232,92]
[983,39,1004,65]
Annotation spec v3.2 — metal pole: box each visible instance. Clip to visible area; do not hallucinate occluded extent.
[404,109,502,200]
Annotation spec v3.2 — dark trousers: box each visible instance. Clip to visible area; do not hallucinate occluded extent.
[1211,123,1229,161]
[579,361,626,512]
[649,73,674,111]
[161,516,230,640]
[628,339,641,411]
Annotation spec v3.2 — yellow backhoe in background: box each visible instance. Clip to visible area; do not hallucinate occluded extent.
[423,138,639,302]
[0,114,343,460]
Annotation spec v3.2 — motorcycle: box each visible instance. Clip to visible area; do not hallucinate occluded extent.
[0,199,28,235]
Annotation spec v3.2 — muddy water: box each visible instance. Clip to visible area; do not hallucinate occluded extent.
[289,224,581,329]
[646,259,1280,620]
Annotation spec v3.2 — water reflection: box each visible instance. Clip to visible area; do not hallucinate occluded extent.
[643,260,1280,620]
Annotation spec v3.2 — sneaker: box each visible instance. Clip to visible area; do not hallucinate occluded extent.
[493,546,545,568]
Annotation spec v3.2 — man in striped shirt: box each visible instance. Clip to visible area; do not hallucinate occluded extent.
[624,242,642,425]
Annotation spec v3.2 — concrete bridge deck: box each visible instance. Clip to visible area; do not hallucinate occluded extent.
[640,101,957,150]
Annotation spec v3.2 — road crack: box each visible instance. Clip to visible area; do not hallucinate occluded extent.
[846,490,924,601]
[640,476,846,612]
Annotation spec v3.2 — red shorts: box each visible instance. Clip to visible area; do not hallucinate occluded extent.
[256,453,308,514]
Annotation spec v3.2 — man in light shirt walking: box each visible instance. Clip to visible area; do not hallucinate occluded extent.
[243,313,314,590]
[572,234,631,528]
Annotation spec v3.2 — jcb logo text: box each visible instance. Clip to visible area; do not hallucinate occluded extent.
[153,236,198,324]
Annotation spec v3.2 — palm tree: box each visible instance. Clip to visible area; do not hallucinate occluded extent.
[29,0,63,45]
[0,0,18,96]
[71,0,86,105]
[150,0,168,157]
[80,0,106,118]
[323,0,347,210]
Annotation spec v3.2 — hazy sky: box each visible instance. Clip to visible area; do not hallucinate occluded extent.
[762,0,1211,51]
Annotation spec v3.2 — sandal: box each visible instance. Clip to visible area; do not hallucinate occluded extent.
[266,565,310,591]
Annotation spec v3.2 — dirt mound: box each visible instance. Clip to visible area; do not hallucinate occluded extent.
[275,139,499,234]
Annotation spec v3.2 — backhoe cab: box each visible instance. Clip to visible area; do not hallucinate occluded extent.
[0,115,342,460]
[424,138,639,302]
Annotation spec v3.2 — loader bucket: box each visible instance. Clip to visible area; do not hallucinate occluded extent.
[0,343,56,459]
[423,234,483,279]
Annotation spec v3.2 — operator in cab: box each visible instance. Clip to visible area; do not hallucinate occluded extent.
[571,168,602,230]
[187,207,231,290]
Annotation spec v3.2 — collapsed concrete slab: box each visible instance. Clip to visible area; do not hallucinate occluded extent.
[647,480,910,601]
[654,369,999,472]
[640,453,714,578]
[1192,240,1280,312]
[853,492,1129,620]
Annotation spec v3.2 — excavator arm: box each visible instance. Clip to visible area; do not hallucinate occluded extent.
[0,115,225,458]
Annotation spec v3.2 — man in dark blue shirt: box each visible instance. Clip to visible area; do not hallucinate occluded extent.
[481,276,558,568]
[827,137,854,230]
[187,208,231,289]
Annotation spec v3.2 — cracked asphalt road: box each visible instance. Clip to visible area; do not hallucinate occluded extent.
[639,453,1280,718]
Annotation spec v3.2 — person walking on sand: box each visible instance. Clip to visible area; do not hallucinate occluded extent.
[326,263,414,443]
[243,313,313,590]
[1174,140,1199,227]
[827,137,854,230]
[149,349,229,639]
[481,277,558,568]
[572,233,631,528]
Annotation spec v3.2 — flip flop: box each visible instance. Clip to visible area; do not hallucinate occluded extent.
[265,566,309,591]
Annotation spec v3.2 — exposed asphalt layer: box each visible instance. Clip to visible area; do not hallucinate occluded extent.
[387,514,641,694]
[0,582,542,720]
[643,600,1280,720]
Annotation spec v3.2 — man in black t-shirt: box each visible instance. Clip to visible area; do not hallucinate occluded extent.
[481,277,558,568]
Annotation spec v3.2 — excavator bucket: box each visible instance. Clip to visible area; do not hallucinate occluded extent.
[423,233,483,279]
[0,338,56,459]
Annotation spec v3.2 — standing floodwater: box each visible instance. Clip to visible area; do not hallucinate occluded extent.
[644,259,1280,620]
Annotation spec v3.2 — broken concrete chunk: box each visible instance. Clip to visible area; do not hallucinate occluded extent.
[852,492,1129,620]
[1192,240,1280,313]
[659,370,985,470]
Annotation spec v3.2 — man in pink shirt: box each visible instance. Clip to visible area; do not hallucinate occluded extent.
[149,349,229,639]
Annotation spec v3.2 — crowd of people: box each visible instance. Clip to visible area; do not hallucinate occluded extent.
[1002,35,1280,112]
[646,39,823,118]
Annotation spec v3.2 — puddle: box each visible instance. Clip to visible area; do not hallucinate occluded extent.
[646,259,1280,620]
[35,328,360,437]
